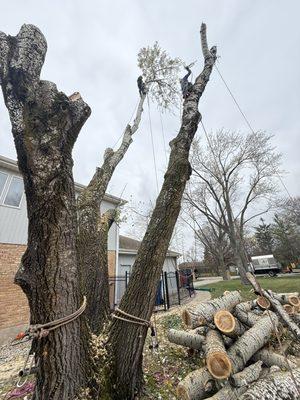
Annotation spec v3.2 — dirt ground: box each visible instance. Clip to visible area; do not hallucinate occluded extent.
[0,292,209,399]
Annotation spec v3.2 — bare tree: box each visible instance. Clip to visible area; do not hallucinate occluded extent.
[186,130,281,284]
[102,24,217,399]
[195,219,231,280]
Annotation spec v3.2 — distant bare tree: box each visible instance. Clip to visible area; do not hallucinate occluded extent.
[185,130,281,284]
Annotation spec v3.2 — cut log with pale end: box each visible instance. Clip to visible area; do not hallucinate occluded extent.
[283,304,295,315]
[167,329,205,350]
[246,272,300,340]
[182,291,242,328]
[240,368,300,399]
[228,312,279,373]
[256,296,270,310]
[214,310,246,338]
[231,360,263,387]
[252,348,298,369]
[205,329,232,379]
[271,292,300,307]
[177,367,216,400]
[205,385,247,400]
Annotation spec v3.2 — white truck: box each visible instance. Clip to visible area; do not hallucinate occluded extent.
[249,254,282,277]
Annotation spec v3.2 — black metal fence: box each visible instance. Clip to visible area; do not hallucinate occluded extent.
[109,270,195,311]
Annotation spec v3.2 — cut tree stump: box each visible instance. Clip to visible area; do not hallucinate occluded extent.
[167,329,205,350]
[240,368,300,399]
[205,329,232,379]
[214,310,246,338]
[228,313,279,373]
[182,291,242,328]
[177,367,216,400]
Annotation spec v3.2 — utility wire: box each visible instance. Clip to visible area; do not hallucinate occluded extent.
[147,95,159,194]
[214,61,294,201]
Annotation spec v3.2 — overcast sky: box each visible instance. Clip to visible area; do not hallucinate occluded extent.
[0,0,299,253]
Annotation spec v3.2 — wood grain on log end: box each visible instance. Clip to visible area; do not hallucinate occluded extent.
[283,304,295,315]
[214,310,236,333]
[207,351,232,379]
[256,296,271,310]
[288,295,300,307]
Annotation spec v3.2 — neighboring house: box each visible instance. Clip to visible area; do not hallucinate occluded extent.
[114,235,180,305]
[0,154,122,343]
[0,155,182,343]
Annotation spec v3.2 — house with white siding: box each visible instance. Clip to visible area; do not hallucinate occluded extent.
[0,154,121,343]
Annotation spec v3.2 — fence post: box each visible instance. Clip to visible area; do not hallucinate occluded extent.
[125,271,128,289]
[175,270,181,305]
[164,271,170,309]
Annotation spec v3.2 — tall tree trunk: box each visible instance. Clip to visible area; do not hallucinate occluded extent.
[104,24,217,399]
[229,233,249,284]
[218,253,231,281]
[0,25,92,399]
[77,94,146,334]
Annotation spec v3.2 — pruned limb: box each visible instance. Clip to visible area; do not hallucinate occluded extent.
[228,313,279,373]
[167,329,205,350]
[205,329,232,379]
[177,367,216,400]
[77,88,146,333]
[231,361,263,387]
[214,310,246,338]
[182,291,242,328]
[252,348,298,369]
[240,368,300,399]
[246,272,300,340]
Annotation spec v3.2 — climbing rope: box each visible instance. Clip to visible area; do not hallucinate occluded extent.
[213,59,294,202]
[147,95,160,194]
[13,296,87,343]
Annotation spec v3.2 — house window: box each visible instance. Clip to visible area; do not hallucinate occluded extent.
[0,172,8,198]
[120,264,132,275]
[3,176,24,207]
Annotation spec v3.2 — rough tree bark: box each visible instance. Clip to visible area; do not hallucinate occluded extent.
[0,25,91,399]
[240,368,300,400]
[167,329,205,350]
[77,93,146,334]
[103,23,217,399]
[228,313,278,373]
[177,367,216,400]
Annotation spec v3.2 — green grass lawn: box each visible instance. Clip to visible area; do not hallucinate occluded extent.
[201,275,300,300]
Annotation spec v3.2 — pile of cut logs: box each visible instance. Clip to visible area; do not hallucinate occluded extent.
[167,273,300,399]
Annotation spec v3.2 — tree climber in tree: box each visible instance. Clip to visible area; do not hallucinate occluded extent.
[180,65,193,98]
[137,75,147,96]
